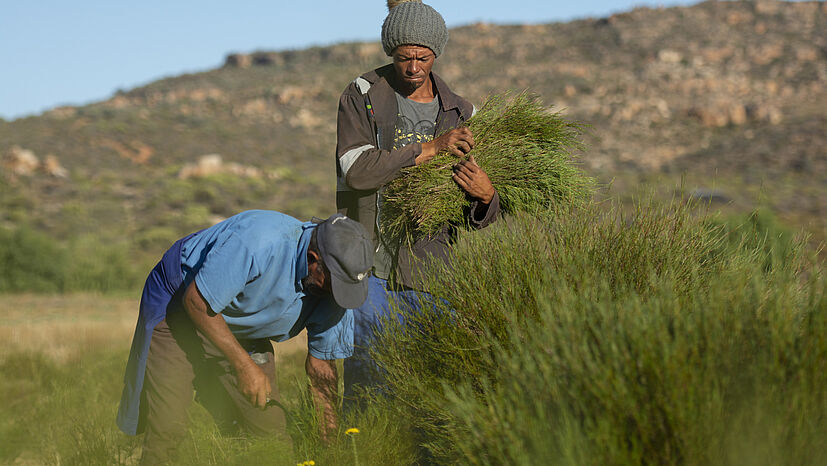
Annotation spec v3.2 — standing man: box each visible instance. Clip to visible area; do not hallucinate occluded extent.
[116,210,373,464]
[335,0,501,404]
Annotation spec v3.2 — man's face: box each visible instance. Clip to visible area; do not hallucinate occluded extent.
[304,250,332,297]
[392,45,436,93]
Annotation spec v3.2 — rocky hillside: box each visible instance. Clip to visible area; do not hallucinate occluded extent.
[1,0,825,255]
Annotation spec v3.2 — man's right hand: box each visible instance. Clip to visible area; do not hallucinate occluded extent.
[417,127,475,164]
[182,281,274,410]
[236,358,272,409]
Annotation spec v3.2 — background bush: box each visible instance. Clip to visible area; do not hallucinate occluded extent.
[370,201,826,464]
[0,227,145,294]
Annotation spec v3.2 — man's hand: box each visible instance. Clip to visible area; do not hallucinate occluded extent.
[236,359,272,409]
[417,127,475,164]
[182,281,272,409]
[453,154,495,203]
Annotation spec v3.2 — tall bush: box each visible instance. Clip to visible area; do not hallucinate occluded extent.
[370,201,826,464]
[0,227,67,293]
[0,227,144,294]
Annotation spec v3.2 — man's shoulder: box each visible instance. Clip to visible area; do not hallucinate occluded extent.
[359,64,395,85]
[229,210,299,228]
[431,72,473,114]
[342,64,395,97]
[222,210,304,247]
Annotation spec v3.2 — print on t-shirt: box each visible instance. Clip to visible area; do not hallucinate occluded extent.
[392,93,439,150]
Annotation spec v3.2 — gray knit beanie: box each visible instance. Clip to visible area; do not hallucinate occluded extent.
[381,0,448,57]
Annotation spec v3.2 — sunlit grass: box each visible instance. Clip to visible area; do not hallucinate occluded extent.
[0,294,137,363]
[0,294,311,465]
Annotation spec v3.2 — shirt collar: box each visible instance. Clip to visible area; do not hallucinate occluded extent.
[295,223,316,290]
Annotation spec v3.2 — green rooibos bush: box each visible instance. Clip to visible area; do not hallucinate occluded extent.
[0,227,144,293]
[0,227,67,293]
[715,207,801,272]
[371,200,826,464]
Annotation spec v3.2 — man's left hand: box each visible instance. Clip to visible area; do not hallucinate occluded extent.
[452,154,495,204]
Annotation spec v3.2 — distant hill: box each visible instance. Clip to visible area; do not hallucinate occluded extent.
[1,0,824,258]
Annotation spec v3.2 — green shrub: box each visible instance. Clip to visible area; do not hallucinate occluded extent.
[63,235,145,293]
[714,207,801,272]
[371,200,826,464]
[440,267,826,465]
[0,227,144,294]
[0,227,67,293]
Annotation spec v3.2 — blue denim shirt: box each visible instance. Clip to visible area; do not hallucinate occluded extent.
[180,210,353,359]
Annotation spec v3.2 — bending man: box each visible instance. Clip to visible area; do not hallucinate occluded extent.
[116,211,372,464]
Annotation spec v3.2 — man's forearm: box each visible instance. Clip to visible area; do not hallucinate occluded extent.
[183,281,271,407]
[305,354,338,440]
[342,145,420,191]
[183,282,251,370]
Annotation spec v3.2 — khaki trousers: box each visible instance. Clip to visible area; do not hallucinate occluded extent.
[139,309,286,465]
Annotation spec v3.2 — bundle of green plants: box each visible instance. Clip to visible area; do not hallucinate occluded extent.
[380,91,594,245]
[369,200,825,464]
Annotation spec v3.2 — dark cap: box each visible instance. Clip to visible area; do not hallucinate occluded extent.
[315,214,373,309]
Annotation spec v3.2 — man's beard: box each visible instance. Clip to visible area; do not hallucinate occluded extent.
[301,276,324,297]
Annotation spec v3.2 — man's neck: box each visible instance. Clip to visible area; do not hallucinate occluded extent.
[394,73,435,103]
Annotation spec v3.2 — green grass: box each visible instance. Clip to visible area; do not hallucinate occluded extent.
[0,347,419,465]
[0,350,141,465]
[0,299,417,465]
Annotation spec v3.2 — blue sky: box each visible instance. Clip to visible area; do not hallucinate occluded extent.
[0,0,696,120]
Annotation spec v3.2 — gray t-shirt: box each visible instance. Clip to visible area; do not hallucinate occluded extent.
[374,93,441,280]
[392,93,439,149]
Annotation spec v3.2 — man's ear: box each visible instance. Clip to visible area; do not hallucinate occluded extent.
[307,249,321,265]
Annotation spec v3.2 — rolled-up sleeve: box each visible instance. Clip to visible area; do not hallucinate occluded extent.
[305,302,354,360]
[193,233,258,313]
[469,191,502,229]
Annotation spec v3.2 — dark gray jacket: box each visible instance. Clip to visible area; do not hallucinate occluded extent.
[335,64,500,289]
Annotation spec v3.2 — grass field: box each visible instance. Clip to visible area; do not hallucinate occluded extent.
[1,202,825,465]
[0,294,316,466]
[0,294,136,363]
[0,293,309,361]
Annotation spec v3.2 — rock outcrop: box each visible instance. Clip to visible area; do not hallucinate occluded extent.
[2,146,68,178]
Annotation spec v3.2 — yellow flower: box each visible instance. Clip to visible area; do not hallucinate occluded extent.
[309,462,316,465]
[345,427,360,435]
